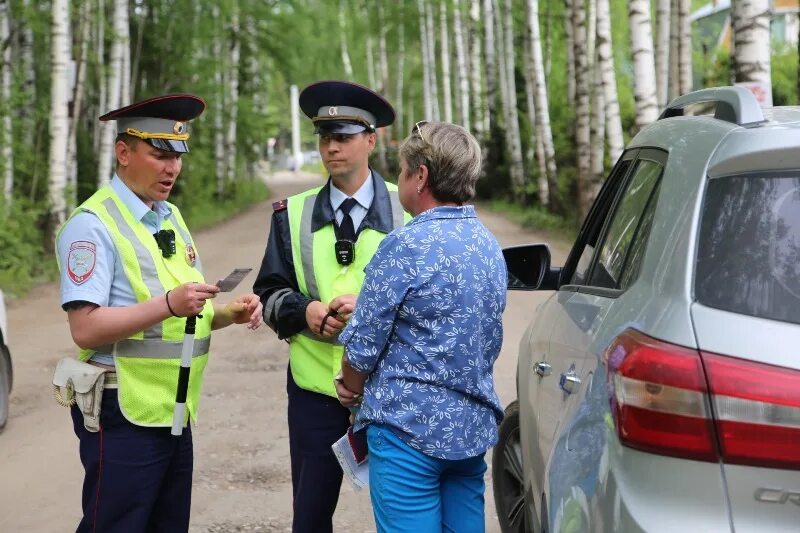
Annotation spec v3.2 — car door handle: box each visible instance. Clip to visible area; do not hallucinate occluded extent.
[560,372,582,394]
[534,361,552,377]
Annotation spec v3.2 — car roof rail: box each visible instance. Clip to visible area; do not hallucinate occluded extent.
[658,86,766,127]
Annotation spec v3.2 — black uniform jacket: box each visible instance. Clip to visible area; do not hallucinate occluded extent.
[253,169,399,339]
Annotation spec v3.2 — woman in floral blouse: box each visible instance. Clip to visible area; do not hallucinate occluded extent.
[334,121,507,533]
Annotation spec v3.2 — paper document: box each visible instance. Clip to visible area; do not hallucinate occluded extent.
[331,426,369,490]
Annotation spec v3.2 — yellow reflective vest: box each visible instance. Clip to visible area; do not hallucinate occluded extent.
[58,186,214,427]
[287,183,408,397]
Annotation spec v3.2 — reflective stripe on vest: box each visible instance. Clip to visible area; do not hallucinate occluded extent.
[286,184,408,397]
[58,185,215,427]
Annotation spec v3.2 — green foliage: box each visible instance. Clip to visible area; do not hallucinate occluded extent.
[487,198,578,241]
[0,200,55,295]
[771,47,798,106]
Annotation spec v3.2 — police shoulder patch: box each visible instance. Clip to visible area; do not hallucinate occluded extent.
[67,240,97,285]
[272,199,288,212]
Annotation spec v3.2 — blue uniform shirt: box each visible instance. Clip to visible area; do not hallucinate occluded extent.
[57,175,173,365]
[340,205,507,460]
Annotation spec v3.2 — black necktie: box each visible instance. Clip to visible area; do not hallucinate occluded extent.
[338,198,358,241]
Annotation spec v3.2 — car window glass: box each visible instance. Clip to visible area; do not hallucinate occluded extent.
[590,159,663,289]
[569,159,633,285]
[696,176,800,324]
[620,181,662,289]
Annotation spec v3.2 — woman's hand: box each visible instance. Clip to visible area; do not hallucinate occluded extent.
[334,373,362,408]
[224,293,263,329]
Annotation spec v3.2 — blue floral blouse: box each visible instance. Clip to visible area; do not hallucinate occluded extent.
[339,205,507,460]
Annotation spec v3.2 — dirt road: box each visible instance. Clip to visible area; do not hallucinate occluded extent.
[0,170,568,532]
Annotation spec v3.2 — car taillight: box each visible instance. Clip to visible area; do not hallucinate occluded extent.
[606,329,800,470]
[605,329,719,462]
[703,353,800,470]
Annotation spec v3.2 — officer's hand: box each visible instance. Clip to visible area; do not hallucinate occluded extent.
[225,293,263,330]
[169,282,220,317]
[334,375,362,408]
[329,294,357,322]
[306,300,345,338]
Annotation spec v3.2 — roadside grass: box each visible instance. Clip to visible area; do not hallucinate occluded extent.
[485,199,578,242]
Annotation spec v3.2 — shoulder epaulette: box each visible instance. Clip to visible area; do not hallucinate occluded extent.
[272,199,288,212]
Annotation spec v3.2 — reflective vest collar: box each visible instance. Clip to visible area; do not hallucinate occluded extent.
[310,169,401,234]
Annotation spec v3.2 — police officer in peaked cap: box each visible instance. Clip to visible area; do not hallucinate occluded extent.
[254,81,409,533]
[57,94,263,532]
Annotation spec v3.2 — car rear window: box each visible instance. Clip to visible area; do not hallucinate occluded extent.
[696,176,800,324]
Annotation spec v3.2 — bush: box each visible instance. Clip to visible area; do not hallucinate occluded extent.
[0,199,54,295]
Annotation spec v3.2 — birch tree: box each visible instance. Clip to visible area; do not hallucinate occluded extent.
[573,0,592,217]
[596,0,623,162]
[1,0,12,207]
[440,2,453,123]
[668,0,679,100]
[425,0,441,120]
[225,3,240,183]
[366,36,377,89]
[121,1,131,106]
[469,0,485,136]
[67,0,92,211]
[376,1,390,171]
[93,0,106,153]
[48,0,70,233]
[417,0,433,120]
[453,0,471,130]
[482,0,497,132]
[655,0,670,108]
[394,22,406,141]
[19,0,35,149]
[524,0,556,205]
[677,0,692,95]
[629,0,659,129]
[564,0,576,106]
[97,0,128,186]
[338,0,354,78]
[500,0,525,196]
[213,7,226,194]
[732,0,772,89]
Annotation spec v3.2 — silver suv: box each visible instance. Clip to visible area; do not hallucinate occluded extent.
[0,288,11,432]
[493,87,800,532]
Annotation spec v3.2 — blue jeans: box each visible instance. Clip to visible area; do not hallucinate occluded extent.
[367,424,487,533]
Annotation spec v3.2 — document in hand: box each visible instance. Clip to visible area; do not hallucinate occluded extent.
[331,425,369,490]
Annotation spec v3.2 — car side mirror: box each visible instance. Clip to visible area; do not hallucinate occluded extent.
[503,244,560,291]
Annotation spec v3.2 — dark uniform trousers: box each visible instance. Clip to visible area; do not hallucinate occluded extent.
[287,366,351,533]
[71,389,193,533]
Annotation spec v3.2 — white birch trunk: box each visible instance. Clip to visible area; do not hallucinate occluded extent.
[596,0,623,162]
[394,23,406,141]
[338,1,354,78]
[573,0,592,218]
[425,0,441,120]
[590,55,605,199]
[49,0,70,228]
[469,0,485,136]
[366,36,377,89]
[453,0,471,130]
[377,3,389,95]
[629,0,659,130]
[440,2,453,123]
[97,0,127,186]
[130,3,147,97]
[525,0,556,205]
[732,0,771,88]
[225,4,240,183]
[668,0,679,100]
[67,0,92,211]
[564,0,576,107]
[501,0,525,195]
[677,0,691,94]
[120,0,130,106]
[212,6,226,193]
[20,0,35,148]
[522,24,540,201]
[483,0,497,131]
[417,0,434,120]
[0,0,11,207]
[655,0,670,108]
[93,0,106,154]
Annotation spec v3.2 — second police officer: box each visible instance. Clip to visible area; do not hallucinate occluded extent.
[253,81,409,533]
